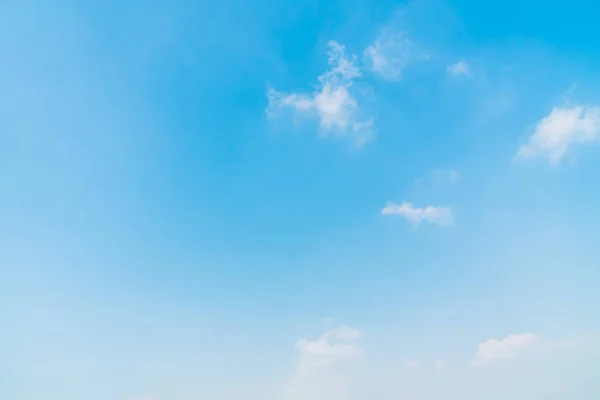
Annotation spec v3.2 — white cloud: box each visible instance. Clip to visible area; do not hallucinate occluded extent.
[364,30,416,80]
[272,329,589,400]
[472,333,540,366]
[267,41,374,147]
[434,360,448,372]
[295,325,364,372]
[285,325,364,400]
[517,106,600,164]
[381,202,453,226]
[447,60,471,77]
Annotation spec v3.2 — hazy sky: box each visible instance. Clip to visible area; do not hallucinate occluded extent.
[2,0,600,399]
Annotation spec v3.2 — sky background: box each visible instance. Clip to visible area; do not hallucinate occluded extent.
[2,0,600,399]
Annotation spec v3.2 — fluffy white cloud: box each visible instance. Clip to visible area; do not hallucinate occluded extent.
[276,327,589,400]
[472,333,540,366]
[447,60,471,77]
[363,30,416,80]
[267,41,374,147]
[285,325,364,400]
[517,106,600,164]
[295,325,364,372]
[381,202,453,226]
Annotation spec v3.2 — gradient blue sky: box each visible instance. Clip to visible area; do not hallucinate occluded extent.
[2,0,600,399]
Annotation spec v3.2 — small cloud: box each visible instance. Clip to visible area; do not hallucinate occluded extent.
[516,106,600,164]
[267,41,374,148]
[447,60,471,77]
[285,324,364,400]
[381,202,453,226]
[472,333,540,367]
[434,360,448,372]
[295,325,364,373]
[363,30,419,80]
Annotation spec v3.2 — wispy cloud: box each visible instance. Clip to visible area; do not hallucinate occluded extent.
[516,106,600,164]
[472,333,540,366]
[363,30,420,80]
[447,60,471,77]
[267,41,374,147]
[382,202,453,226]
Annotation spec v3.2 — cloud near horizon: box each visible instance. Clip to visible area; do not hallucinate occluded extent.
[285,325,364,400]
[472,333,540,366]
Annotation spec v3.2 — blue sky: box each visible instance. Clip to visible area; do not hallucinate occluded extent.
[2,0,600,399]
